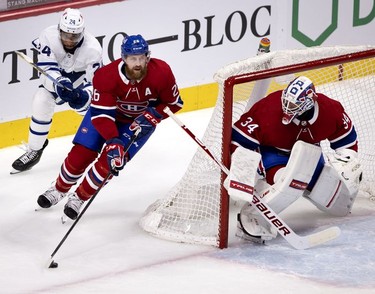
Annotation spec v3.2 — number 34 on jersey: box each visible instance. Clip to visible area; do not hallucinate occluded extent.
[240,116,259,134]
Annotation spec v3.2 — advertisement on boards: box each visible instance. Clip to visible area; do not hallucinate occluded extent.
[0,0,374,124]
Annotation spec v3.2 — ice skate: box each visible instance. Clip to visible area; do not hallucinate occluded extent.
[37,185,67,208]
[11,139,49,174]
[236,212,277,244]
[64,193,84,220]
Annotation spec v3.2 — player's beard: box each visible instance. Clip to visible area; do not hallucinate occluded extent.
[125,66,148,81]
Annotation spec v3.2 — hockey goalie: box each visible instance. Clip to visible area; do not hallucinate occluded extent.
[226,76,363,244]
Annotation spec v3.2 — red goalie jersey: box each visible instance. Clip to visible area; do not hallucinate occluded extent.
[231,90,358,154]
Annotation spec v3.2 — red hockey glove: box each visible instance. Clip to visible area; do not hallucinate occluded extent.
[130,107,162,138]
[104,138,126,176]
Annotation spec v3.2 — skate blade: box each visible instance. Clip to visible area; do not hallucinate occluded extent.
[10,166,33,174]
[10,168,24,175]
[34,206,49,212]
[35,208,69,224]
[235,229,266,244]
[61,215,68,224]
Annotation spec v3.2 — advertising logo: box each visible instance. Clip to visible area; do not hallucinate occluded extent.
[292,0,375,46]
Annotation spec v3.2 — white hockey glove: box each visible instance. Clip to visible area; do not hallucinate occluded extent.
[327,149,363,194]
[332,148,357,163]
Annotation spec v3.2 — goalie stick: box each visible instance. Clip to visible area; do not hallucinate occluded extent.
[15,50,72,91]
[163,106,341,250]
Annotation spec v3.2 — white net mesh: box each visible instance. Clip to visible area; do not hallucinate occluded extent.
[140,45,375,247]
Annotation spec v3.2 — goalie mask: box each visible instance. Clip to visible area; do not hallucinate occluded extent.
[281,76,317,125]
[58,8,85,49]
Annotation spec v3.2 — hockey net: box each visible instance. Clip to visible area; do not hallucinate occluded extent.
[140,45,375,248]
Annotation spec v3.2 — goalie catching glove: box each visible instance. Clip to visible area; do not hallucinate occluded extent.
[54,76,90,110]
[327,148,362,194]
[130,107,162,138]
[104,138,127,176]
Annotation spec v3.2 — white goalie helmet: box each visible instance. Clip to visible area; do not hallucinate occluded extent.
[58,8,85,48]
[281,76,317,125]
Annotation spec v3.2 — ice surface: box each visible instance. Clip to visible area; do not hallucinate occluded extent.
[0,109,374,293]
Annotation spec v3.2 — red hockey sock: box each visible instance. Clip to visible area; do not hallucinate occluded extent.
[76,152,113,201]
[56,144,98,192]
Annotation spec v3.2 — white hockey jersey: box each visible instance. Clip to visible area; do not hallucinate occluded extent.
[32,25,103,95]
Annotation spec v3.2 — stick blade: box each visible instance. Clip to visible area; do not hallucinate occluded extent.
[46,257,59,269]
[292,226,341,250]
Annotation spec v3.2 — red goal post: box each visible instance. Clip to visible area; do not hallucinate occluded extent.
[140,45,375,249]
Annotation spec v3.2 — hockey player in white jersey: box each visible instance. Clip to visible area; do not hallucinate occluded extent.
[11,8,102,174]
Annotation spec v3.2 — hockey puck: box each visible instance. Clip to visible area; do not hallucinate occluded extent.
[49,261,59,268]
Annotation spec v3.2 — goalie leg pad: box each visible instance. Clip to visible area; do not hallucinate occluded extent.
[238,141,322,239]
[258,141,322,213]
[304,164,358,216]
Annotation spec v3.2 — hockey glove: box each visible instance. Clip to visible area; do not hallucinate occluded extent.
[130,107,162,138]
[328,148,363,194]
[54,76,74,102]
[104,138,126,176]
[68,88,90,110]
[332,148,358,163]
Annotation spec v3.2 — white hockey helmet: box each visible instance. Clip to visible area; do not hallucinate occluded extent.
[281,76,317,125]
[58,8,85,47]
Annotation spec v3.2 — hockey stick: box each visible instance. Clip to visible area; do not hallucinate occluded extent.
[15,51,71,91]
[164,106,341,250]
[47,128,141,268]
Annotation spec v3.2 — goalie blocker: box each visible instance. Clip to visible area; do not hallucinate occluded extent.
[230,141,362,243]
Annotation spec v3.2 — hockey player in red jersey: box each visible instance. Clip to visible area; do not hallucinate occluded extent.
[229,76,362,243]
[37,34,183,220]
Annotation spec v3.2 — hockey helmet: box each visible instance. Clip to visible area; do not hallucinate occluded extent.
[121,34,150,59]
[58,8,85,46]
[281,76,317,125]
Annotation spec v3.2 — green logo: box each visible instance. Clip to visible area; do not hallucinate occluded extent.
[292,0,374,46]
[353,0,375,26]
